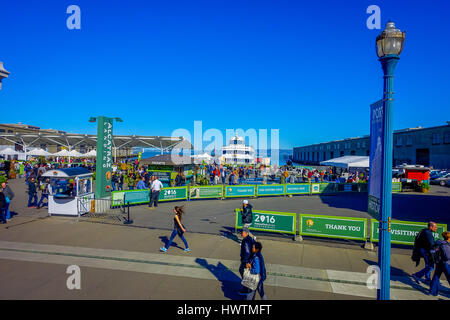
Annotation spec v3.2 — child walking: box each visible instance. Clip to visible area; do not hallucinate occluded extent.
[160,206,190,253]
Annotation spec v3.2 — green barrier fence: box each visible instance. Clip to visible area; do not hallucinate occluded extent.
[285,183,310,195]
[311,183,338,194]
[111,182,404,207]
[299,214,368,241]
[392,182,402,192]
[158,186,188,202]
[370,220,448,245]
[111,189,149,207]
[235,209,296,235]
[225,185,256,198]
[188,185,223,199]
[256,184,285,197]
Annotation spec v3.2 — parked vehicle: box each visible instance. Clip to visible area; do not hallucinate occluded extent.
[430,173,450,186]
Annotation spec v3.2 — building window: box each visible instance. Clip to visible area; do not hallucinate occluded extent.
[323,152,326,161]
[406,136,413,146]
[351,150,355,155]
[357,142,360,149]
[340,151,344,157]
[362,141,366,148]
[366,150,370,156]
[432,133,441,145]
[396,137,403,146]
[0,129,5,133]
[7,130,13,133]
[444,132,450,144]
[327,145,331,150]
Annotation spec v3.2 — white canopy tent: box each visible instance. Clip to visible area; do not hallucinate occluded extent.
[67,150,84,157]
[85,149,97,157]
[320,156,369,169]
[192,152,213,164]
[27,148,51,156]
[0,147,20,156]
[53,149,71,157]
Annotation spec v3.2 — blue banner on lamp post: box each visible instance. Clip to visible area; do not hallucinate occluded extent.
[368,100,384,220]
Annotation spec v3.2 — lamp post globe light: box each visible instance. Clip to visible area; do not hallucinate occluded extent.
[376,21,405,301]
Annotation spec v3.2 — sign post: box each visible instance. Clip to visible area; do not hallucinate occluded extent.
[90,116,122,199]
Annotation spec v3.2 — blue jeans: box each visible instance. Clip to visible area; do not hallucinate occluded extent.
[430,262,450,296]
[165,229,189,250]
[0,208,6,223]
[5,202,10,219]
[414,248,435,280]
[37,194,48,207]
[28,193,38,207]
[246,281,266,300]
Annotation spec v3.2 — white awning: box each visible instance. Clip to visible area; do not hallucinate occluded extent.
[320,156,369,169]
[67,150,84,157]
[53,149,71,157]
[27,148,51,156]
[0,147,20,156]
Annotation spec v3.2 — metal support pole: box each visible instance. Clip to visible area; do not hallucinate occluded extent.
[377,54,399,301]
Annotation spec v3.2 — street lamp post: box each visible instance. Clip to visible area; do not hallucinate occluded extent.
[0,62,10,91]
[375,21,405,300]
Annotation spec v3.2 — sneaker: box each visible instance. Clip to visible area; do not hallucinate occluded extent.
[411,274,420,284]
[184,248,191,252]
[160,247,167,253]
[237,289,248,295]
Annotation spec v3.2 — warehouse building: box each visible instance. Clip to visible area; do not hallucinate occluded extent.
[293,122,450,169]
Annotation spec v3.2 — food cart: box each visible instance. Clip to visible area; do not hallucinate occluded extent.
[397,165,430,191]
[42,167,94,216]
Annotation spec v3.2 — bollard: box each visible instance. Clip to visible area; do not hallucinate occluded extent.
[123,201,133,225]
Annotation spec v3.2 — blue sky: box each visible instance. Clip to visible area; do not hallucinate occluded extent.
[0,0,449,149]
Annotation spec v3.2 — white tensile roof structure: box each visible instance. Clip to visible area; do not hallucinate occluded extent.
[320,156,369,169]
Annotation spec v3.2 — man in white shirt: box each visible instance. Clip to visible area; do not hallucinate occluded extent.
[149,177,164,207]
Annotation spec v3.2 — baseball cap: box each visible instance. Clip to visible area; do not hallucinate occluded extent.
[243,200,248,204]
[242,227,249,233]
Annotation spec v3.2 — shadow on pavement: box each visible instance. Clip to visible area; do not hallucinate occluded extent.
[363,259,433,295]
[159,236,184,251]
[220,227,241,244]
[195,258,243,300]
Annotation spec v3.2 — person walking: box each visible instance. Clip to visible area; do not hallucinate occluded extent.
[429,231,450,296]
[240,200,256,240]
[412,222,438,284]
[246,241,267,300]
[1,181,14,220]
[27,177,38,208]
[149,176,163,208]
[0,188,7,224]
[37,178,50,209]
[238,227,255,295]
[160,206,190,253]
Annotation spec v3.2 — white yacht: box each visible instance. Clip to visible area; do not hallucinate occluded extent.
[220,136,256,164]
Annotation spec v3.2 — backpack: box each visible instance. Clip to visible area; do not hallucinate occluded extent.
[430,243,444,264]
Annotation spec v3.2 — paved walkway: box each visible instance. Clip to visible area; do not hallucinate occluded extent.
[1,178,449,300]
[1,216,449,300]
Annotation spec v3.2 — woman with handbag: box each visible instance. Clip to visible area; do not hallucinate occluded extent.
[160,206,190,253]
[243,242,267,300]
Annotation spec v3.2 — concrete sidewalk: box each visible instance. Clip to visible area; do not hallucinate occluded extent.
[0,216,448,300]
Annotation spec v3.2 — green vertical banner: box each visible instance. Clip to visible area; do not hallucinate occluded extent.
[137,151,143,163]
[95,116,114,199]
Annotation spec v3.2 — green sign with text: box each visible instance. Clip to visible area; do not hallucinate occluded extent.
[189,186,223,199]
[225,185,256,198]
[256,184,285,196]
[95,116,114,199]
[370,220,448,245]
[158,187,188,202]
[300,214,367,240]
[235,209,296,235]
[285,184,310,195]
